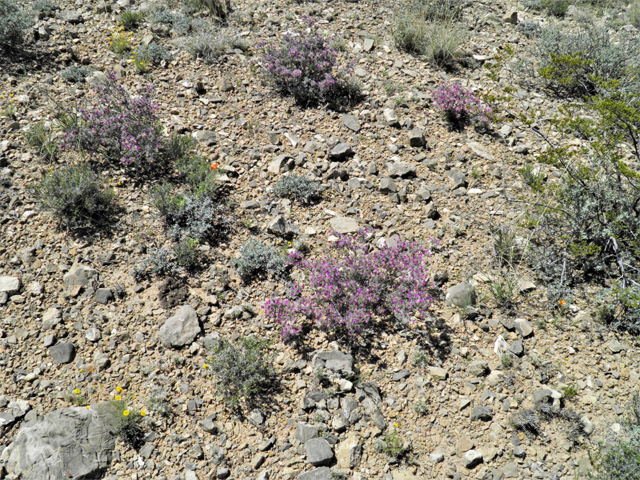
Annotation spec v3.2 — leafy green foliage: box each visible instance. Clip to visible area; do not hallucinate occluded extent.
[0,0,32,50]
[590,393,640,480]
[23,121,58,161]
[33,0,57,18]
[233,238,288,282]
[60,65,94,83]
[393,8,465,67]
[486,276,519,311]
[375,428,411,459]
[111,400,145,450]
[131,247,182,280]
[271,175,320,202]
[532,23,640,96]
[173,236,203,270]
[206,336,275,410]
[30,164,116,231]
[120,9,145,30]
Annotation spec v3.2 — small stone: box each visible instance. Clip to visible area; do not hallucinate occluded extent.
[218,77,234,92]
[464,450,483,469]
[379,177,398,193]
[297,467,331,480]
[429,366,448,380]
[392,370,410,381]
[94,288,113,304]
[329,143,354,160]
[342,114,361,132]
[0,276,21,295]
[430,452,445,463]
[252,453,266,470]
[305,437,334,466]
[513,446,525,458]
[363,37,374,52]
[387,162,416,178]
[503,11,518,24]
[509,339,524,357]
[514,318,533,338]
[446,282,476,308]
[296,423,319,444]
[85,328,101,342]
[329,217,360,234]
[383,109,400,128]
[609,340,627,353]
[468,361,490,377]
[408,128,425,147]
[158,305,202,349]
[49,341,75,364]
[471,406,493,421]
[217,467,231,479]
[248,409,265,427]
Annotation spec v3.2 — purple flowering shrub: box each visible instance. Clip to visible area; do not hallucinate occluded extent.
[61,71,161,166]
[264,230,434,340]
[258,19,361,110]
[433,82,493,130]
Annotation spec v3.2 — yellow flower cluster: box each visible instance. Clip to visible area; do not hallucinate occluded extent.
[110,26,131,54]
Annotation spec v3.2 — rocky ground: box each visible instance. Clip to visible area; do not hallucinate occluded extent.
[0,0,638,479]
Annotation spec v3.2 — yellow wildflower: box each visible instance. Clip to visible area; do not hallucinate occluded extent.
[74,389,81,394]
[115,395,122,401]
[123,410,130,417]
[116,386,123,392]
[140,410,146,417]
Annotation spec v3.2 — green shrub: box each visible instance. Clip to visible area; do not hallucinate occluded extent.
[173,236,203,270]
[111,400,146,450]
[179,26,247,63]
[184,0,231,20]
[233,238,288,282]
[486,276,519,311]
[132,247,182,280]
[206,336,275,410]
[33,0,57,18]
[120,9,145,30]
[491,226,521,267]
[146,387,173,417]
[60,65,94,83]
[23,121,58,161]
[375,428,411,459]
[590,393,640,480]
[416,0,463,21]
[177,153,222,200]
[542,0,570,17]
[532,23,640,96]
[0,0,33,50]
[393,11,465,67]
[30,163,116,230]
[630,0,640,28]
[271,175,320,203]
[414,400,428,416]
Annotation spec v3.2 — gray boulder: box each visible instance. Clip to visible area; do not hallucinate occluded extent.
[470,406,493,421]
[297,467,332,480]
[408,128,426,147]
[312,351,354,377]
[0,276,21,295]
[329,216,360,234]
[158,305,201,348]
[305,437,334,466]
[342,114,361,132]
[328,143,353,160]
[63,266,100,290]
[296,422,319,444]
[445,281,477,308]
[49,341,75,364]
[4,403,116,480]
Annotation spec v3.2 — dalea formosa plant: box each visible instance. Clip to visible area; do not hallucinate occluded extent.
[433,82,494,130]
[61,71,162,166]
[258,17,361,110]
[264,230,435,340]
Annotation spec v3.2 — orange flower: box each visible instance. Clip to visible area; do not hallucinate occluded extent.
[210,163,219,170]
[559,299,566,306]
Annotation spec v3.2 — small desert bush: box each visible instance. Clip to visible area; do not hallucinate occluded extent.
[433,83,493,130]
[30,163,116,230]
[177,153,222,200]
[375,428,411,459]
[0,0,32,50]
[234,238,288,282]
[132,246,182,280]
[590,393,640,480]
[151,187,229,241]
[393,10,465,67]
[33,0,57,18]
[416,0,464,21]
[205,336,275,410]
[150,10,192,35]
[531,23,640,96]
[60,65,94,83]
[630,0,640,28]
[486,276,519,311]
[120,9,145,30]
[173,236,203,270]
[265,230,434,339]
[61,71,162,167]
[111,399,146,450]
[146,386,173,417]
[491,225,521,267]
[271,174,320,202]
[23,120,58,161]
[179,25,247,63]
[258,19,361,110]
[184,0,231,20]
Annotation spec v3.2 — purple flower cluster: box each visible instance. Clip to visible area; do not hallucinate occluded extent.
[433,82,493,129]
[264,230,435,340]
[258,18,353,108]
[61,71,161,165]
